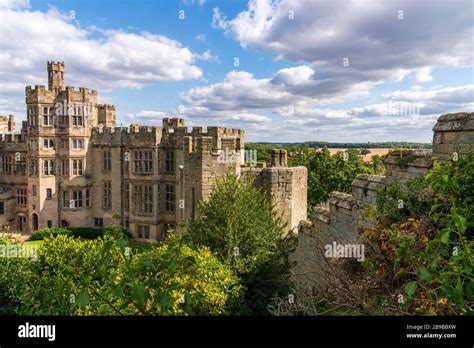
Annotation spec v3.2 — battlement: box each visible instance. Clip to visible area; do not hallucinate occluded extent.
[47,61,64,71]
[0,133,25,145]
[64,86,97,96]
[183,135,214,155]
[206,126,244,138]
[79,87,98,96]
[25,85,48,93]
[0,114,15,133]
[91,127,123,145]
[92,125,162,135]
[384,149,433,185]
[98,104,115,110]
[163,118,185,128]
[352,174,386,205]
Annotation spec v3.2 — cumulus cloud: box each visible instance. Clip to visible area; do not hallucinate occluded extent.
[0,0,29,10]
[181,65,375,111]
[414,67,433,82]
[212,0,473,100]
[0,4,207,116]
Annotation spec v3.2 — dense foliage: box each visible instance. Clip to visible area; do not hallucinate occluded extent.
[367,153,474,314]
[290,148,375,213]
[0,232,241,315]
[187,174,295,314]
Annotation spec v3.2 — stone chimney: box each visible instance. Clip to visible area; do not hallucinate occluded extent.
[8,114,15,132]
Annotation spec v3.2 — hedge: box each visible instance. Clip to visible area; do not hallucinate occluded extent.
[29,227,131,241]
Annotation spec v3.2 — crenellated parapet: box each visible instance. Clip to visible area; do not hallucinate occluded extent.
[25,85,56,103]
[163,117,185,128]
[91,127,123,146]
[352,174,386,205]
[91,125,163,146]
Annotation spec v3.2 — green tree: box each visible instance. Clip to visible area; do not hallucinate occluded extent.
[187,173,295,314]
[289,147,374,213]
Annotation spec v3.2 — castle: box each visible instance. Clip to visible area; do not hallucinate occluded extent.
[0,62,307,240]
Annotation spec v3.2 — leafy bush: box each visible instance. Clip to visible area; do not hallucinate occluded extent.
[29,228,73,240]
[108,234,241,315]
[367,153,474,315]
[0,233,240,315]
[376,178,427,223]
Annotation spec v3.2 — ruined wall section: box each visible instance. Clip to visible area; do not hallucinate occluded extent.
[384,150,433,186]
[293,112,474,288]
[432,112,474,160]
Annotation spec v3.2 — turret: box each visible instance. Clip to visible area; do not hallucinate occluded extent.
[47,61,65,93]
[98,104,116,127]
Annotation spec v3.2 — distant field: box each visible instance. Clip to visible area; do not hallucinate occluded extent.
[325,148,390,161]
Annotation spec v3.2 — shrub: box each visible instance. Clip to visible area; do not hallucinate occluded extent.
[376,178,427,224]
[0,233,241,315]
[368,153,474,315]
[29,228,73,241]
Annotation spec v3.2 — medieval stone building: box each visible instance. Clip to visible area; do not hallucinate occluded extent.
[0,62,307,241]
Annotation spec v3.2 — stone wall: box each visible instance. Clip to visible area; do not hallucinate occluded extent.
[384,150,433,186]
[293,112,474,288]
[293,192,367,288]
[432,112,474,160]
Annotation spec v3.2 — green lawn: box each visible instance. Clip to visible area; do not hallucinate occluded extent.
[128,240,157,253]
[23,240,43,246]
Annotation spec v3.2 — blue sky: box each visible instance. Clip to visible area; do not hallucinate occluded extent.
[0,0,473,142]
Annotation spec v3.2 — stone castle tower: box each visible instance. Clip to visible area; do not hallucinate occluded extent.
[0,62,307,240]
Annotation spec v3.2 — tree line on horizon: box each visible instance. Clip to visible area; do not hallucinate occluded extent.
[248,141,432,149]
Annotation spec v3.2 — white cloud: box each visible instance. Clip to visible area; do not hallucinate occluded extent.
[181,65,374,111]
[213,0,473,98]
[0,5,206,116]
[182,0,206,6]
[123,110,168,125]
[414,67,433,82]
[195,49,220,63]
[0,0,29,10]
